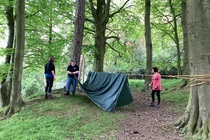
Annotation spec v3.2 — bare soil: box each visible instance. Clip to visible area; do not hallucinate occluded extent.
[114,90,185,140]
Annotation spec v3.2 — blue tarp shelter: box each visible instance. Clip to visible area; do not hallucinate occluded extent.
[77,72,133,112]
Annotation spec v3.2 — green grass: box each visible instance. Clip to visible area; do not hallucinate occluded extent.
[129,79,144,91]
[0,93,123,140]
[0,79,189,140]
[161,89,189,113]
[161,79,182,89]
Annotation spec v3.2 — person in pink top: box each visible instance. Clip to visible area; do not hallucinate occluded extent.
[149,67,162,107]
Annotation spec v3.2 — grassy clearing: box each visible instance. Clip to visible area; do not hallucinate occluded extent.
[0,79,189,140]
[0,93,123,140]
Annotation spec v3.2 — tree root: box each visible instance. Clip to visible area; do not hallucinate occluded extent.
[173,111,210,140]
[177,79,189,90]
[4,99,25,117]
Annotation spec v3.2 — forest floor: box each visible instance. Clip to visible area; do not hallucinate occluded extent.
[113,90,186,140]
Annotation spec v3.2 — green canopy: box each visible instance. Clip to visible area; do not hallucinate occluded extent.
[77,72,133,112]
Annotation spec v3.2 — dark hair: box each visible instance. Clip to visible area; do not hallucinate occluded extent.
[71,59,75,62]
[49,56,55,62]
[152,67,158,72]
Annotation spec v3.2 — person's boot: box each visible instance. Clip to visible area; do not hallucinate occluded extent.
[149,102,154,107]
[48,94,54,99]
[64,92,70,95]
[44,94,48,99]
[72,91,75,96]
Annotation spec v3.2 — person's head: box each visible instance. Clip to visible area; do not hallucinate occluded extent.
[49,56,55,62]
[70,59,76,66]
[152,67,158,73]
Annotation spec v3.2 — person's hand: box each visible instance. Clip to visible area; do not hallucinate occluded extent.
[149,83,151,86]
[54,76,56,81]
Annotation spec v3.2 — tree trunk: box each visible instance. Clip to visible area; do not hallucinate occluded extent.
[71,0,85,65]
[89,0,110,72]
[5,0,25,116]
[49,8,52,46]
[144,0,152,92]
[177,0,189,89]
[174,0,210,139]
[94,25,106,72]
[0,0,15,107]
[79,54,85,83]
[169,0,181,75]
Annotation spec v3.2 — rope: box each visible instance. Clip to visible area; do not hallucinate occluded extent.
[127,74,210,87]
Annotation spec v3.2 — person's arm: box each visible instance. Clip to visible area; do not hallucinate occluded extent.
[67,71,72,74]
[149,75,153,86]
[72,65,79,74]
[72,71,79,74]
[66,65,72,74]
[155,74,161,89]
[51,70,56,80]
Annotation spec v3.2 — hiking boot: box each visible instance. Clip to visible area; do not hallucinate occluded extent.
[44,94,48,99]
[149,102,154,107]
[157,103,161,107]
[72,92,75,96]
[64,92,70,95]
[48,94,54,99]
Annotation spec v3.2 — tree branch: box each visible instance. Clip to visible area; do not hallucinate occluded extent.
[106,42,121,57]
[25,10,41,18]
[109,0,130,18]
[89,0,97,18]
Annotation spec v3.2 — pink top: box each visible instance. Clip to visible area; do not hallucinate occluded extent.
[150,72,162,90]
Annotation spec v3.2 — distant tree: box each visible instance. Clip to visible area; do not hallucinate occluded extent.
[5,0,25,116]
[177,0,189,89]
[88,0,130,72]
[0,0,14,107]
[168,0,182,75]
[174,0,210,139]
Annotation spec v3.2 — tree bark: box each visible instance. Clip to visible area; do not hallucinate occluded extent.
[0,0,15,107]
[144,0,152,92]
[174,0,210,139]
[169,0,181,75]
[71,0,85,66]
[5,0,25,116]
[89,0,110,72]
[177,0,189,89]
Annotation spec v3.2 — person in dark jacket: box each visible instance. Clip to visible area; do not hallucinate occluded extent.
[44,56,56,99]
[64,59,79,96]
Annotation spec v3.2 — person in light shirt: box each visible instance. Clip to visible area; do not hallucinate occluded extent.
[149,67,162,107]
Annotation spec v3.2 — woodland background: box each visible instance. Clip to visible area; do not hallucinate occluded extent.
[0,0,183,101]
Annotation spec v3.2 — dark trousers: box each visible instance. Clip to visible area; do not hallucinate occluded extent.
[151,90,160,104]
[45,77,54,94]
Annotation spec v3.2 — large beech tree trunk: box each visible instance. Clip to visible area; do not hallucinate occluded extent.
[89,0,129,72]
[144,0,152,92]
[89,0,110,72]
[5,0,25,116]
[174,0,210,139]
[71,0,85,65]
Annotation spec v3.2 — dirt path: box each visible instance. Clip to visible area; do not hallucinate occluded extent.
[115,91,185,140]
